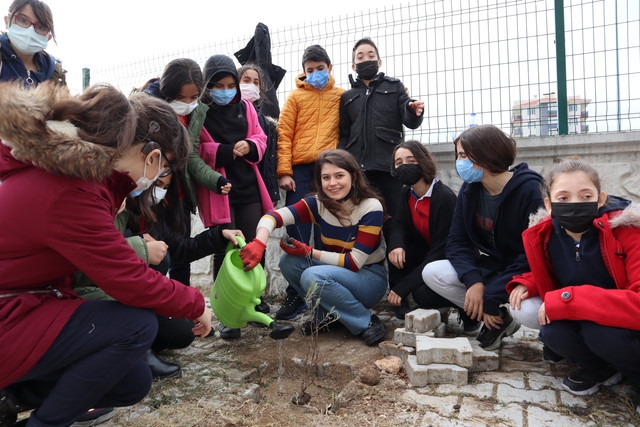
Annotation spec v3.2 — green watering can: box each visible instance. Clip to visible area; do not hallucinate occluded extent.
[210,236,294,340]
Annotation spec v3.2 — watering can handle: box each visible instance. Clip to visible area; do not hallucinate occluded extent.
[225,235,247,252]
[234,235,247,248]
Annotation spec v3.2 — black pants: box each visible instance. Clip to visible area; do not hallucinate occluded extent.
[541,320,640,387]
[7,301,157,426]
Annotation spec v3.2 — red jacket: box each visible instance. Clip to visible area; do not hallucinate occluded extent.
[507,202,640,330]
[0,87,207,389]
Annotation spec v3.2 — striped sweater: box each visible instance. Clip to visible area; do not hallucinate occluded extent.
[258,196,385,272]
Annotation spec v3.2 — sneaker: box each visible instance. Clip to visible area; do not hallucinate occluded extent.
[542,344,565,364]
[562,366,622,396]
[275,293,307,320]
[361,314,387,346]
[302,314,338,336]
[393,304,413,320]
[218,323,241,340]
[71,408,115,426]
[255,297,270,314]
[476,306,520,351]
[0,389,20,427]
[462,318,483,336]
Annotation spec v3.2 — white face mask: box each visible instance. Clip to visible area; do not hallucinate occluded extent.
[8,24,48,55]
[240,83,260,103]
[130,153,164,197]
[169,100,198,116]
[148,185,168,205]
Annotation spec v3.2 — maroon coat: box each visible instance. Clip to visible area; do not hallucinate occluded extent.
[0,142,206,387]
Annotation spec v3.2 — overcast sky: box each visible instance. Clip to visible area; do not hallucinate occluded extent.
[2,0,396,92]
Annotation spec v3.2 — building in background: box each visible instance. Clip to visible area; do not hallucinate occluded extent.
[512,95,591,138]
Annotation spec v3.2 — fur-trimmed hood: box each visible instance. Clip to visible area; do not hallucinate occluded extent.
[528,195,637,229]
[0,82,117,181]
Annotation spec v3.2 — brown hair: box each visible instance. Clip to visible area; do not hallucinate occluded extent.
[313,149,386,222]
[48,83,136,152]
[392,140,437,183]
[543,156,601,198]
[128,94,191,224]
[8,0,55,41]
[237,63,269,105]
[454,124,516,173]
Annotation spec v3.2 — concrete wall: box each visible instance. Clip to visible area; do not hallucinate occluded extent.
[191,131,640,296]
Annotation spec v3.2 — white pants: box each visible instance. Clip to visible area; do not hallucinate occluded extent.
[421,259,466,308]
[511,296,543,330]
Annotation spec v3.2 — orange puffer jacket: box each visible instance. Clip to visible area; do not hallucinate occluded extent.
[276,73,344,177]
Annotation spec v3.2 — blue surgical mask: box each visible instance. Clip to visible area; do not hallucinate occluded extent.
[306,69,329,90]
[455,159,484,183]
[209,88,237,106]
[8,24,48,55]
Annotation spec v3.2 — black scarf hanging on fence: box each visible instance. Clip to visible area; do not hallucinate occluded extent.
[234,22,286,120]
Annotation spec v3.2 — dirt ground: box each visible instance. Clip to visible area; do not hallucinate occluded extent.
[102,305,422,427]
[15,302,640,426]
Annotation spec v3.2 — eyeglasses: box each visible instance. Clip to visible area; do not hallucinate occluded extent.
[11,13,50,36]
[158,152,173,178]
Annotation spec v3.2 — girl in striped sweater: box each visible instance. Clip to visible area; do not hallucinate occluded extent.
[240,149,389,346]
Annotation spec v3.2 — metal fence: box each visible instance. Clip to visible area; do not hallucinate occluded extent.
[90,0,639,144]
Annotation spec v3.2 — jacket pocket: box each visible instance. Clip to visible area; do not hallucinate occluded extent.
[374,127,403,145]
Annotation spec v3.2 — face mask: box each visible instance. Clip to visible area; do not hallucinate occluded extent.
[209,88,237,106]
[148,185,168,205]
[240,83,260,103]
[355,60,379,80]
[392,164,423,186]
[8,24,48,55]
[169,100,198,116]
[455,159,484,184]
[550,202,599,233]
[306,69,329,90]
[130,153,164,197]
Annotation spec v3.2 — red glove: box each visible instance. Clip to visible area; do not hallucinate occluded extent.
[279,235,312,258]
[239,239,266,271]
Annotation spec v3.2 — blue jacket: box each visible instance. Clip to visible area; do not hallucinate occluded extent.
[0,33,57,86]
[445,163,544,314]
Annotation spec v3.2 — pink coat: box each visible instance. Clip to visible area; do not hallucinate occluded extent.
[197,99,272,227]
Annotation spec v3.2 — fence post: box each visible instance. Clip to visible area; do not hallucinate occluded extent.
[554,0,568,135]
[82,68,90,91]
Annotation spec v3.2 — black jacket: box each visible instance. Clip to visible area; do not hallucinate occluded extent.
[234,23,287,120]
[338,73,423,173]
[388,181,458,298]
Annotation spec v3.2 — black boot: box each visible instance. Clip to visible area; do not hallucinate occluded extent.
[143,349,182,380]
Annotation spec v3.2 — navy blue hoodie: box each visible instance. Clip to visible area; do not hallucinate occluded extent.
[445,163,544,315]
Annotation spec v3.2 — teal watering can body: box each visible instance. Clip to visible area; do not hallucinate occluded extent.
[210,236,272,329]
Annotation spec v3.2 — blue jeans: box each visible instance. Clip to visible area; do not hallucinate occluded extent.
[279,254,388,335]
[284,163,321,246]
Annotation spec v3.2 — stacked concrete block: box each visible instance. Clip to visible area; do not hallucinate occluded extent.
[380,308,499,387]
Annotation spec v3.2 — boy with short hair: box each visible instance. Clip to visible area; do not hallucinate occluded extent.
[275,44,345,320]
[339,37,424,318]
[339,37,424,235]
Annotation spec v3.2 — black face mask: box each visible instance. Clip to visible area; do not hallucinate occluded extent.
[550,202,599,233]
[392,164,423,186]
[355,60,379,81]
